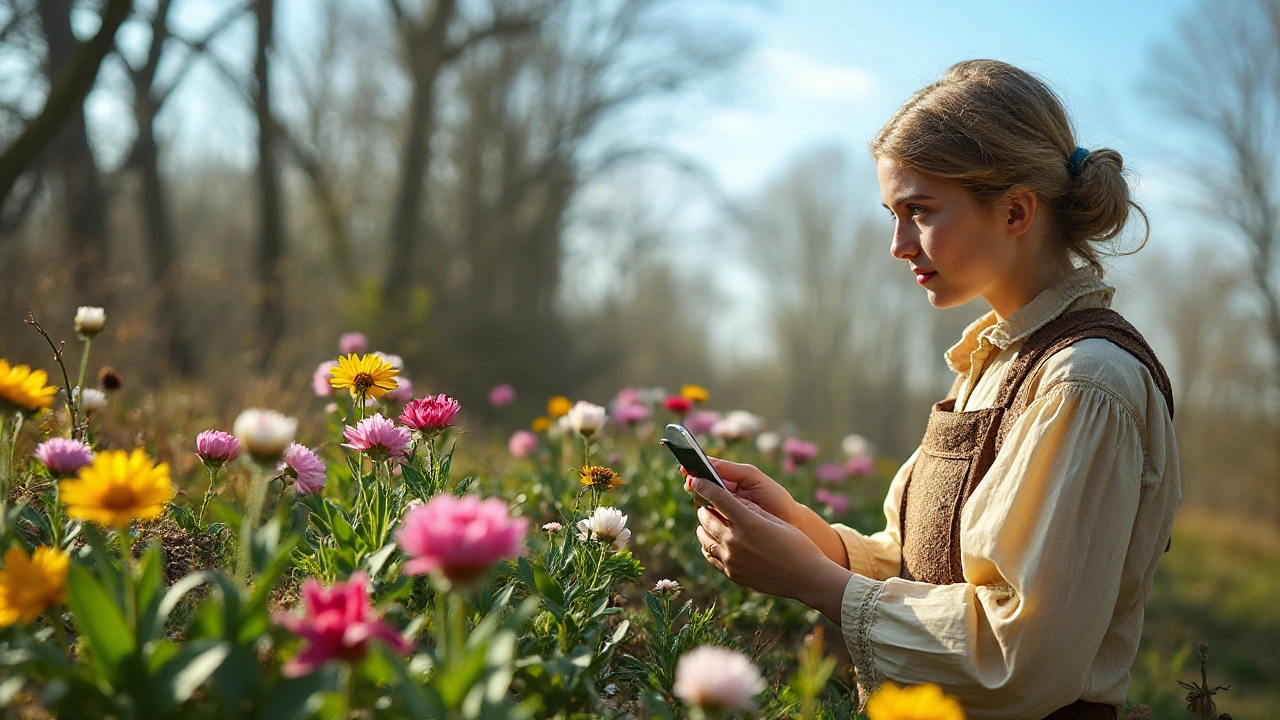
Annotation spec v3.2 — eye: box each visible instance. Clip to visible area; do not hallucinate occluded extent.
[908,204,927,217]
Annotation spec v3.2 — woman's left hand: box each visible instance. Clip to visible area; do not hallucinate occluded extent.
[691,477,853,623]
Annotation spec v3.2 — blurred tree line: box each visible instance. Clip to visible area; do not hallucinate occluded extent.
[0,0,1277,521]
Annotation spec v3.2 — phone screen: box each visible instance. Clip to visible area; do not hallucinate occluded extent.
[660,424,726,488]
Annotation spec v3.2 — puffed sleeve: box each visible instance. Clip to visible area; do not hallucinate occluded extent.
[839,379,1146,718]
[830,447,917,580]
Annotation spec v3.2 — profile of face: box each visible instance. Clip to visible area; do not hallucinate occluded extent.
[877,157,1025,310]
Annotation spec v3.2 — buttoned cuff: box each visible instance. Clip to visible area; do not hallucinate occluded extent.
[840,573,885,707]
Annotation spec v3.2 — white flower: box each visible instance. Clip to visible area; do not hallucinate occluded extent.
[565,401,608,436]
[755,431,780,455]
[372,352,404,370]
[841,433,871,458]
[673,646,764,712]
[640,387,668,406]
[576,506,631,551]
[233,408,298,464]
[74,306,106,336]
[604,682,619,696]
[653,578,681,595]
[711,410,764,441]
[542,522,563,533]
[72,387,108,414]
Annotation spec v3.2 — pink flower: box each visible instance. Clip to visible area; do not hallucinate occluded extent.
[34,438,94,476]
[508,430,538,458]
[673,646,764,711]
[279,443,327,494]
[385,377,414,405]
[815,488,849,515]
[342,414,412,462]
[663,395,692,414]
[312,361,338,397]
[845,453,874,477]
[685,410,720,436]
[195,430,241,467]
[614,403,651,426]
[488,384,516,408]
[815,463,846,484]
[273,572,411,677]
[781,438,818,466]
[399,394,460,434]
[338,332,368,355]
[613,387,643,409]
[398,495,527,584]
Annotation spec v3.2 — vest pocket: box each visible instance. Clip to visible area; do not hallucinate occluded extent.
[901,449,974,585]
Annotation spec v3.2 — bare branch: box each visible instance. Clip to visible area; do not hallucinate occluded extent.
[155,0,252,107]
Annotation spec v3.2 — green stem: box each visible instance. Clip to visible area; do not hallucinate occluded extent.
[52,609,71,658]
[0,414,9,501]
[434,589,449,663]
[73,337,92,440]
[196,464,221,529]
[115,530,136,631]
[236,465,269,585]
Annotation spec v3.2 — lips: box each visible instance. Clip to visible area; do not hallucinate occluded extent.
[914,269,937,285]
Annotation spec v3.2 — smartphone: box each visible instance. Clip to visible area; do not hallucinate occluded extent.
[660,423,726,488]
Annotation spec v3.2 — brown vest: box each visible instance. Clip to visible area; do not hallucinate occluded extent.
[898,308,1174,720]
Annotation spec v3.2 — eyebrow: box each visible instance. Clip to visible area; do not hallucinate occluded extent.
[881,193,936,210]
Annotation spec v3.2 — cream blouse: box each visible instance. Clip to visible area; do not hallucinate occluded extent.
[832,267,1181,718]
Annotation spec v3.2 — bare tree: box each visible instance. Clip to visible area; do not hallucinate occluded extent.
[254,0,285,364]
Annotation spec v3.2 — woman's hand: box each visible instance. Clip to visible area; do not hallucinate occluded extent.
[691,477,852,624]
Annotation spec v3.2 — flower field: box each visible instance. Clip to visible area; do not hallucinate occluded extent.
[0,309,1268,718]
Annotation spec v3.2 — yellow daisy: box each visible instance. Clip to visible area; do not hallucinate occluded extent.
[531,416,552,433]
[60,449,173,528]
[329,353,399,399]
[547,395,572,418]
[0,545,69,626]
[0,359,58,414]
[865,683,965,720]
[578,465,626,492]
[680,384,709,403]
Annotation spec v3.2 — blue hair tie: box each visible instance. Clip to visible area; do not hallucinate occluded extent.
[1068,146,1090,176]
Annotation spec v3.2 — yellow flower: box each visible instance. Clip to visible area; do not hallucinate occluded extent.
[578,465,626,491]
[0,359,58,414]
[680,384,709,403]
[60,449,173,528]
[531,417,552,433]
[865,683,965,720]
[0,545,69,626]
[547,396,572,418]
[329,353,399,400]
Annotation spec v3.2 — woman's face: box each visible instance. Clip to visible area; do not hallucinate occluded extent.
[877,157,1016,310]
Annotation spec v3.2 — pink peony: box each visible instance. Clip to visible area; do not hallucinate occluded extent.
[508,430,539,458]
[614,403,651,426]
[781,437,818,466]
[845,453,874,477]
[673,646,765,711]
[342,414,412,462]
[279,443,328,494]
[385,377,415,405]
[195,430,241,467]
[612,387,643,409]
[399,394,460,434]
[312,360,338,397]
[488,384,516,408]
[662,395,692,414]
[338,332,368,355]
[815,463,846,484]
[397,495,527,584]
[815,488,849,515]
[685,410,720,436]
[34,438,94,476]
[273,572,411,677]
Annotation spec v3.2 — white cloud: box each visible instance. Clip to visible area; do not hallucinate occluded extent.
[753,47,877,102]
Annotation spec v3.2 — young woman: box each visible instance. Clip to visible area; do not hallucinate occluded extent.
[688,60,1179,719]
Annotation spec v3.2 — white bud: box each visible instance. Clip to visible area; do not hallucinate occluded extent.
[74,306,106,336]
[565,401,608,436]
[73,387,108,414]
[232,408,298,464]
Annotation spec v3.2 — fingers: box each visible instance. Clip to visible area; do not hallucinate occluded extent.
[696,526,727,573]
[697,505,730,541]
[691,477,752,524]
[707,457,759,483]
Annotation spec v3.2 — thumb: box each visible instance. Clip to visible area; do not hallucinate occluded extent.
[707,457,758,484]
[691,477,752,525]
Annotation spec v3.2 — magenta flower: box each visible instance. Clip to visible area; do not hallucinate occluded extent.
[685,410,720,436]
[34,438,94,476]
[488,384,516,408]
[397,495,528,585]
[312,360,338,397]
[338,332,368,355]
[279,443,328,494]
[612,387,643,409]
[614,403,651,426]
[399,394,460,435]
[845,453,874,477]
[781,438,818,466]
[195,430,241,468]
[662,395,692,414]
[342,414,412,462]
[385,377,414,405]
[815,463,846,484]
[508,430,539,459]
[274,572,412,677]
[815,488,850,516]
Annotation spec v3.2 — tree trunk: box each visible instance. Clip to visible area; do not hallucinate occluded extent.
[254,0,285,367]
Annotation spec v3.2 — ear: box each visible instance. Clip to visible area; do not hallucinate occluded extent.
[1002,188,1038,236]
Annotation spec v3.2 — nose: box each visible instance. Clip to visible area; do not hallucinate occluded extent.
[889,220,919,261]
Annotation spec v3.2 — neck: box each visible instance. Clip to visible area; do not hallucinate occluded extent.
[985,259,1077,322]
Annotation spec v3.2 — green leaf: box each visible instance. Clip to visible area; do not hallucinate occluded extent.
[66,562,134,683]
[144,571,212,643]
[260,670,335,720]
[643,592,665,624]
[151,640,232,713]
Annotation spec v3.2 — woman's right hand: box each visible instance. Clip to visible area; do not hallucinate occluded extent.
[684,457,801,528]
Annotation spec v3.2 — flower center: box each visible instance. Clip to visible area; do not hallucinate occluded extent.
[352,372,375,393]
[101,484,139,510]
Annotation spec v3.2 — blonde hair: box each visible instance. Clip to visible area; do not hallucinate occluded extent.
[870,59,1147,276]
